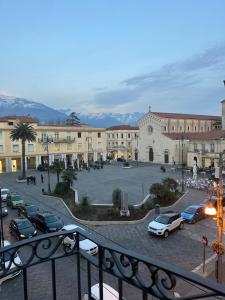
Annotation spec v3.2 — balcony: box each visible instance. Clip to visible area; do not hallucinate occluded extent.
[38,138,76,144]
[1,229,225,299]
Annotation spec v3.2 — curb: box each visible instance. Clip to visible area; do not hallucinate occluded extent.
[192,254,217,278]
[41,191,189,226]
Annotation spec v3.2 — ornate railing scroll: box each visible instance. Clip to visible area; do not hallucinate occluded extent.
[0,228,225,299]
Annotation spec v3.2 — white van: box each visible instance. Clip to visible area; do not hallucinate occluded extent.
[83,283,120,300]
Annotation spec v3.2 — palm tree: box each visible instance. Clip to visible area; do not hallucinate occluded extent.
[49,160,65,183]
[10,122,36,179]
[61,169,77,188]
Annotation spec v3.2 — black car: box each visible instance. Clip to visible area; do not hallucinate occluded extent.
[18,204,39,221]
[9,218,37,240]
[33,212,64,233]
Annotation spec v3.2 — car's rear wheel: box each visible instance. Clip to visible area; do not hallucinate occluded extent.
[163,230,169,238]
[179,222,184,229]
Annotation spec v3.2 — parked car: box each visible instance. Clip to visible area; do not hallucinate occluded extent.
[82,283,119,300]
[0,240,22,284]
[9,218,37,240]
[117,157,126,162]
[60,224,98,255]
[6,193,24,208]
[181,205,206,223]
[18,204,39,221]
[1,201,8,216]
[1,188,10,201]
[148,211,184,238]
[33,212,64,233]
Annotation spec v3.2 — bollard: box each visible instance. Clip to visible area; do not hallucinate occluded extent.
[155,204,160,215]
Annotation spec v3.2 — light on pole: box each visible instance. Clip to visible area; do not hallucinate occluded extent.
[205,152,224,283]
[86,134,92,168]
[42,135,52,194]
[135,133,139,167]
[0,189,4,248]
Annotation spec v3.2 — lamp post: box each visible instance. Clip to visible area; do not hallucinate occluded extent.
[0,189,4,248]
[205,151,224,283]
[42,135,52,194]
[135,133,139,167]
[86,134,92,168]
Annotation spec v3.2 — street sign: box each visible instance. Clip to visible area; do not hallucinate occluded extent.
[202,235,208,246]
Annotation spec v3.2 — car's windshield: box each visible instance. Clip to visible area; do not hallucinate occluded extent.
[155,215,170,224]
[184,207,197,214]
[45,215,58,223]
[1,190,8,195]
[26,206,38,213]
[17,220,32,229]
[1,202,7,208]
[12,195,22,202]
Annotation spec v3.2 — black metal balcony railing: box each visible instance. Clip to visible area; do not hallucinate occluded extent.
[38,138,76,144]
[1,228,225,300]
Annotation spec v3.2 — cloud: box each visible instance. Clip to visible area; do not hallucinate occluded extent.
[92,42,225,112]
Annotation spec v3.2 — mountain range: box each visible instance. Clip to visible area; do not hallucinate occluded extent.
[0,95,143,127]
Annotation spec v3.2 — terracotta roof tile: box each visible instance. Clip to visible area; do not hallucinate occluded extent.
[152,112,221,121]
[163,130,225,140]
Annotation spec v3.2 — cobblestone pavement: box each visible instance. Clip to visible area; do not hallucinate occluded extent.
[0,168,222,299]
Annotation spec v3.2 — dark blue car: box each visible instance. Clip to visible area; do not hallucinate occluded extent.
[181,205,205,224]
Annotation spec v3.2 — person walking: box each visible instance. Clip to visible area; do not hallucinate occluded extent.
[26,177,29,185]
[33,176,36,185]
[41,174,44,183]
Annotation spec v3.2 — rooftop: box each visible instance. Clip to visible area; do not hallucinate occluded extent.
[152,112,221,121]
[163,130,225,140]
[0,115,38,123]
[107,125,139,130]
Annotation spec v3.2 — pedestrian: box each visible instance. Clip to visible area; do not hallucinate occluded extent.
[30,176,33,183]
[33,176,36,185]
[41,174,44,183]
[26,177,29,185]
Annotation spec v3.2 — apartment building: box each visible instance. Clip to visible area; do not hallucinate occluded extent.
[0,116,107,172]
[106,125,139,160]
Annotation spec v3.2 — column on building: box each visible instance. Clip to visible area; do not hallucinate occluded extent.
[49,154,54,165]
[5,157,12,172]
[102,152,107,161]
[35,155,42,168]
[25,156,28,171]
[72,153,77,168]
[94,151,97,162]
[61,153,67,169]
[84,152,88,163]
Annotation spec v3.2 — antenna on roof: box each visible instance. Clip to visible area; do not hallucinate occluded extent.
[223,80,225,86]
[149,105,151,113]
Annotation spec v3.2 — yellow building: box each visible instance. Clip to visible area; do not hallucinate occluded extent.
[106,125,139,160]
[0,116,107,173]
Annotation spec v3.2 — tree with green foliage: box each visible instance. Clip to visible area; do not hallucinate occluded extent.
[162,177,178,192]
[10,122,36,179]
[66,112,80,125]
[149,183,168,200]
[112,188,122,209]
[50,160,65,183]
[61,168,77,188]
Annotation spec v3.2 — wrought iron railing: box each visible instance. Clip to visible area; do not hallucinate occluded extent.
[1,228,225,300]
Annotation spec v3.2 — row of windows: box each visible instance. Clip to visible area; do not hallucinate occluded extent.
[193,143,215,152]
[0,144,34,154]
[41,132,102,140]
[107,133,133,139]
[164,126,211,132]
[108,141,131,147]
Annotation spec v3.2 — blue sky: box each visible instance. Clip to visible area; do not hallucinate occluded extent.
[0,0,225,114]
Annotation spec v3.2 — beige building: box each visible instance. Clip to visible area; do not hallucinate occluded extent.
[138,111,221,165]
[106,125,139,160]
[0,116,107,173]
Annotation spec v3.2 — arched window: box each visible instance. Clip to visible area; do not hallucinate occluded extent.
[164,150,169,164]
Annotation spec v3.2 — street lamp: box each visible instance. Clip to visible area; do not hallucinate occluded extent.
[0,189,4,248]
[42,135,53,194]
[205,152,224,283]
[135,133,139,167]
[86,134,92,168]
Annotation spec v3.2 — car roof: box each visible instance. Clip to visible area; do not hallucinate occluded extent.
[160,212,179,217]
[63,224,81,231]
[13,218,30,223]
[39,212,55,217]
[91,283,119,300]
[186,205,201,209]
[1,188,9,192]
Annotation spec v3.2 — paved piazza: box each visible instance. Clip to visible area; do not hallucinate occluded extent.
[0,165,223,299]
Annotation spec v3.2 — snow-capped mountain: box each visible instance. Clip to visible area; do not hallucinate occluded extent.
[0,95,67,122]
[0,95,143,126]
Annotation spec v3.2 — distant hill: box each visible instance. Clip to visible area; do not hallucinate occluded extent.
[0,95,143,127]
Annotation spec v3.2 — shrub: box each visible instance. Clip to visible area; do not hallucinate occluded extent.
[128,204,135,212]
[162,177,178,191]
[54,182,69,196]
[123,162,130,167]
[107,207,118,216]
[150,183,168,200]
[37,164,46,171]
[80,196,90,208]
[160,165,166,172]
[112,188,122,209]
